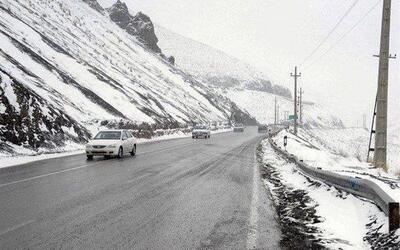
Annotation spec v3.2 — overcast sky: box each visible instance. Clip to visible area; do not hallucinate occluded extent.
[99,0,400,127]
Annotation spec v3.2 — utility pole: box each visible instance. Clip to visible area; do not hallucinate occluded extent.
[274,97,277,125]
[374,0,392,170]
[277,104,280,124]
[299,88,304,124]
[291,66,301,135]
[363,114,367,129]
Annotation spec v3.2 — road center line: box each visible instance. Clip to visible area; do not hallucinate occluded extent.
[0,164,91,188]
[0,219,36,237]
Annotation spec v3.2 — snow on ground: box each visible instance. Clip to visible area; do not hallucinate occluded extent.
[272,128,400,203]
[305,127,400,176]
[304,128,370,162]
[0,128,232,169]
[260,139,398,249]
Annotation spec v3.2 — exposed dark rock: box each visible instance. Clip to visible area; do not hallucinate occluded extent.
[0,70,91,151]
[257,144,327,250]
[108,0,161,53]
[205,76,292,99]
[364,216,400,249]
[272,84,292,99]
[167,55,175,65]
[230,102,258,126]
[206,76,241,89]
[82,0,104,13]
[244,79,273,93]
[0,30,128,119]
[99,119,191,139]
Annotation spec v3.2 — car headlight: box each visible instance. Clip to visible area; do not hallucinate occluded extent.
[86,145,92,149]
[107,145,117,148]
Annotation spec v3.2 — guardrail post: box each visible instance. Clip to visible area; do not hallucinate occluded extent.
[389,202,399,231]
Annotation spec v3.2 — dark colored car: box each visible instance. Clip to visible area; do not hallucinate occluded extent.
[233,123,245,132]
[258,125,268,133]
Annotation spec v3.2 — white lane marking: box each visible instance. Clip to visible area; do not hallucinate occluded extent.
[247,153,260,249]
[0,164,90,188]
[0,219,36,237]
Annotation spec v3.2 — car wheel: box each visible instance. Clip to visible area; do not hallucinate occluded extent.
[117,147,123,158]
[87,155,93,160]
[130,145,136,156]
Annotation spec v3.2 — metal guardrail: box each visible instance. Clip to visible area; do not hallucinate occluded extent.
[267,136,400,232]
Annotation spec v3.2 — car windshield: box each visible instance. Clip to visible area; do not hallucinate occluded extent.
[194,126,207,130]
[94,131,121,140]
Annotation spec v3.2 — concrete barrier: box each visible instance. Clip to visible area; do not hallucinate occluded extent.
[268,136,400,232]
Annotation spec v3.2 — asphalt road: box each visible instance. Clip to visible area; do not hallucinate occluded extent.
[0,127,281,249]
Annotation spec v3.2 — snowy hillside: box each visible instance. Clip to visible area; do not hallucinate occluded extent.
[0,0,255,155]
[155,25,291,98]
[155,25,342,129]
[156,25,262,81]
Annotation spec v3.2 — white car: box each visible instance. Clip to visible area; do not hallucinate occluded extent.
[233,123,245,132]
[86,130,137,160]
[192,125,211,139]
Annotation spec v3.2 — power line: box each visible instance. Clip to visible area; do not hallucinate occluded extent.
[299,0,360,66]
[303,0,381,70]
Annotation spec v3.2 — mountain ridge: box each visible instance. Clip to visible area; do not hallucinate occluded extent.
[155,25,292,99]
[0,0,256,155]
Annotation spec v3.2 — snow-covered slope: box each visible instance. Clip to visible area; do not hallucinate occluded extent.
[155,25,342,128]
[155,25,291,98]
[156,25,261,81]
[0,0,255,154]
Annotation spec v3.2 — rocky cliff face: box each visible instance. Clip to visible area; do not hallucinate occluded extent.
[0,0,257,155]
[82,0,104,13]
[108,0,161,53]
[0,70,90,153]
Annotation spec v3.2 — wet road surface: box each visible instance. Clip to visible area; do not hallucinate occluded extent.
[0,127,281,249]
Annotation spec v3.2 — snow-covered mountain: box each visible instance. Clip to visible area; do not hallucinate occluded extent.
[155,25,292,98]
[0,0,256,155]
[155,26,342,128]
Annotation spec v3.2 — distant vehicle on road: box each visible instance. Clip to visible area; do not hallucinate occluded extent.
[233,123,245,132]
[258,125,268,133]
[210,123,218,131]
[221,122,231,129]
[192,125,211,139]
[86,130,137,160]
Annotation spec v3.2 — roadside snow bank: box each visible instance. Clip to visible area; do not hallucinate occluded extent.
[259,140,399,249]
[272,129,400,206]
